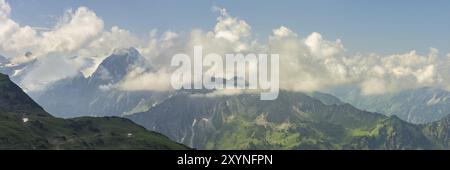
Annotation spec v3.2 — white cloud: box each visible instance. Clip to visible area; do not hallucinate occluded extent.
[106,10,450,96]
[40,7,104,54]
[335,49,443,95]
[2,6,105,65]
[117,67,173,92]
[268,28,350,92]
[1,2,449,95]
[0,2,140,90]
[20,55,78,92]
[211,7,251,44]
[190,89,249,98]
[0,0,37,56]
[305,32,344,58]
[360,78,387,96]
[0,0,10,18]
[272,26,297,38]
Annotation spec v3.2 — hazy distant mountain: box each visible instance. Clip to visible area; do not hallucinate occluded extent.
[0,73,188,150]
[331,87,450,124]
[0,55,7,64]
[127,90,448,150]
[30,48,169,118]
[309,91,345,106]
[0,54,37,85]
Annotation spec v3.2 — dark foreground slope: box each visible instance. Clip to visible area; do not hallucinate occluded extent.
[0,74,188,150]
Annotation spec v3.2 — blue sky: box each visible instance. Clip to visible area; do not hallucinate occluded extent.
[7,0,450,55]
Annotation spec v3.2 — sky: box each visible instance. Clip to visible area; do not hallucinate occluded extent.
[1,0,450,95]
[7,0,450,55]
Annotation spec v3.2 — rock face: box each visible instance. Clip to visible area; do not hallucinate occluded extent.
[0,73,188,150]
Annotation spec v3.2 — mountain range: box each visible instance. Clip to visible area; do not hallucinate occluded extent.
[0,73,188,150]
[331,87,450,124]
[127,90,450,149]
[2,48,450,150]
[25,48,450,125]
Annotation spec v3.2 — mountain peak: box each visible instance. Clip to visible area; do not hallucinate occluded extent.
[104,47,144,67]
[112,47,140,56]
[90,47,147,83]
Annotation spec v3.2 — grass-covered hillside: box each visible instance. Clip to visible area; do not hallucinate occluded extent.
[129,91,450,150]
[0,73,188,150]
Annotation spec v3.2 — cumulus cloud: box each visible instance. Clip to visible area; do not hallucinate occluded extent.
[20,55,78,92]
[267,26,351,92]
[272,26,297,38]
[1,2,449,95]
[348,49,443,95]
[0,0,10,18]
[117,67,173,92]
[264,25,447,95]
[2,5,105,65]
[0,0,37,55]
[40,7,104,54]
[120,11,352,94]
[211,6,251,43]
[0,1,140,90]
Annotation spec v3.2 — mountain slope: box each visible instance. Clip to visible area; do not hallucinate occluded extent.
[0,73,49,116]
[128,91,441,149]
[423,114,450,148]
[345,116,433,149]
[0,73,188,150]
[331,87,450,124]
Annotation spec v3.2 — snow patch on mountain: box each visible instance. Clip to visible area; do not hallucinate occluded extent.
[427,94,442,106]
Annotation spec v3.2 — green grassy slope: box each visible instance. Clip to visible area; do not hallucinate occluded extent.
[0,74,188,150]
[130,91,449,150]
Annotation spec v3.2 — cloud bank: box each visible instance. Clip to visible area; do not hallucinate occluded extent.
[1,0,449,95]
